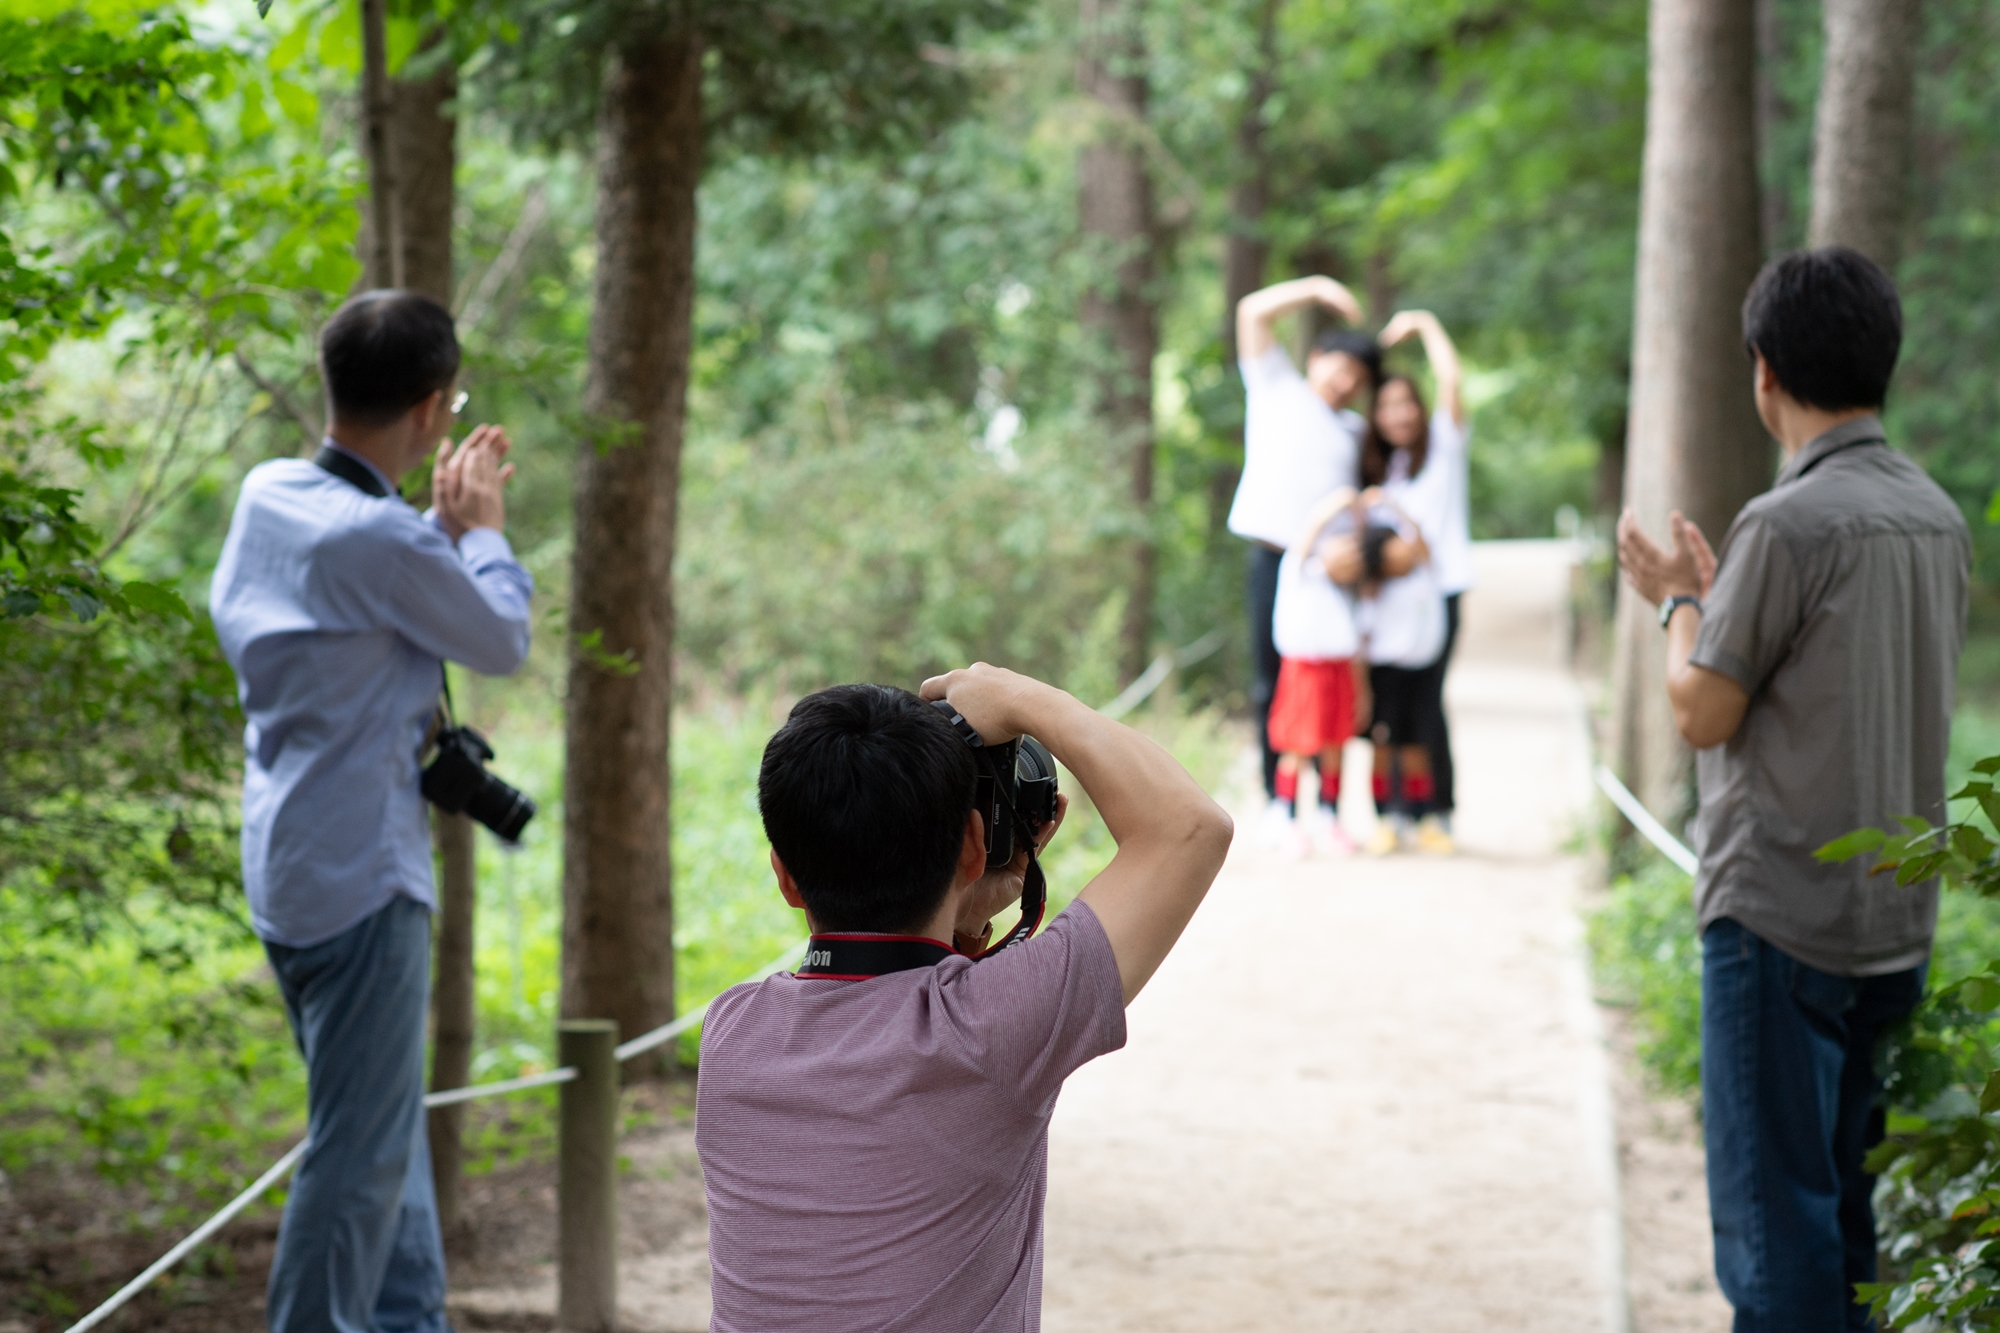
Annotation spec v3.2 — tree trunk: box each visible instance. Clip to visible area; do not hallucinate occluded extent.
[393,35,456,305]
[427,808,475,1233]
[561,32,700,1072]
[1808,0,1922,271]
[1753,0,1789,255]
[1078,0,1159,684]
[1211,0,1279,534]
[381,24,472,1230]
[358,0,398,288]
[1610,0,1769,824]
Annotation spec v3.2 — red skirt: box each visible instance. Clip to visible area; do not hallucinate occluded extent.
[1268,657,1357,755]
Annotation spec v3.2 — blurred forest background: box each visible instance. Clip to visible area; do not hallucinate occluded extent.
[4,0,2000,1309]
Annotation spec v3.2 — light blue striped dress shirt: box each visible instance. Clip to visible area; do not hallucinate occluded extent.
[210,442,534,946]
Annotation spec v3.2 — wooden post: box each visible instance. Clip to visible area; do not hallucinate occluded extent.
[427,810,477,1234]
[558,1019,619,1331]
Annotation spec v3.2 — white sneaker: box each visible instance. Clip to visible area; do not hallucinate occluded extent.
[1256,799,1296,850]
[1306,805,1353,857]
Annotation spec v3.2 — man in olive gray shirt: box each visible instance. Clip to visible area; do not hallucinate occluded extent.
[1619,247,1969,1332]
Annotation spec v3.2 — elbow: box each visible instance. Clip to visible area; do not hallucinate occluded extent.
[464,621,532,677]
[1672,702,1732,751]
[1189,797,1235,867]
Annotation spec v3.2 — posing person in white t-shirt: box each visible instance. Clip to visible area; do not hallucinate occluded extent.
[1366,309,1471,853]
[1228,276,1380,848]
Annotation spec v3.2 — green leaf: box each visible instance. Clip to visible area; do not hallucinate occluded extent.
[257,0,275,17]
[1976,755,2000,776]
[118,581,192,622]
[1817,827,1887,863]
[1955,825,1995,863]
[1898,816,1932,835]
[1964,979,2000,1016]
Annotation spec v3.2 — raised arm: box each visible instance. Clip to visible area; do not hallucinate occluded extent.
[1380,309,1464,426]
[1292,486,1360,560]
[919,665,1233,1003]
[1236,276,1365,362]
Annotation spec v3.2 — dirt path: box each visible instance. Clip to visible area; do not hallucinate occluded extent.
[1041,541,1629,1332]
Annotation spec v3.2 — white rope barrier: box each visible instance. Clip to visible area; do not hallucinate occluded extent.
[422,1064,578,1109]
[65,1137,310,1333]
[66,632,1229,1333]
[1100,627,1227,721]
[1593,764,1698,876]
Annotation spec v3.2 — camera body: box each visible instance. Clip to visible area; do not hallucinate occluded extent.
[422,724,536,843]
[930,700,1058,867]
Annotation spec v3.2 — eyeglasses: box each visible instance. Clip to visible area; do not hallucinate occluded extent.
[450,389,470,416]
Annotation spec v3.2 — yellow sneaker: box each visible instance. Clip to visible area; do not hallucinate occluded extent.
[1364,821,1402,857]
[1415,815,1456,857]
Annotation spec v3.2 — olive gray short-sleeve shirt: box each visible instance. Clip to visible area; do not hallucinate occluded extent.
[1690,415,1969,976]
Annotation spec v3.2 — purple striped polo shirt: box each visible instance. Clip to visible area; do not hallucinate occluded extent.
[696,902,1126,1332]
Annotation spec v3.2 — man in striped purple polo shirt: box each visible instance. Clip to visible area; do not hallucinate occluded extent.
[696,664,1233,1331]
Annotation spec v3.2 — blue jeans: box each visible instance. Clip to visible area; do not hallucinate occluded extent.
[1701,917,1925,1332]
[264,896,449,1333]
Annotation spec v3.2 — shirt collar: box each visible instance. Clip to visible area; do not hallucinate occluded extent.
[319,436,397,497]
[1776,414,1886,486]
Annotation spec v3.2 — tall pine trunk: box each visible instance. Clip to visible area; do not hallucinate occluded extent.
[1808,0,1922,271]
[1610,0,1769,822]
[382,28,476,1232]
[1078,0,1159,684]
[1212,0,1279,533]
[358,0,397,288]
[561,32,700,1070]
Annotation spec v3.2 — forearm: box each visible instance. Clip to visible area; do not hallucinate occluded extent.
[1415,317,1463,424]
[1237,278,1350,360]
[1663,607,1748,748]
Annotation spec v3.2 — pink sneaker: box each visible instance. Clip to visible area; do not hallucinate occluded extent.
[1307,807,1353,857]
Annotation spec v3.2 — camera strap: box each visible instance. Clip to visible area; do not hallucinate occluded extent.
[796,934,959,980]
[312,442,392,499]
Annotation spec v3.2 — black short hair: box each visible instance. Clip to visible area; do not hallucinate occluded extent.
[1309,328,1383,389]
[1741,247,1902,411]
[319,290,461,426]
[758,684,978,934]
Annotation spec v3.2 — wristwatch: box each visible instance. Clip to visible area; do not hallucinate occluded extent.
[1658,594,1702,629]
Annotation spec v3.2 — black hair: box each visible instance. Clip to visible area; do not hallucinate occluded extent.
[1309,328,1384,389]
[1361,374,1430,487]
[1740,247,1902,411]
[757,684,978,934]
[318,290,461,427]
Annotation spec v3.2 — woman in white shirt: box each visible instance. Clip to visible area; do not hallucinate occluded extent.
[1364,309,1470,853]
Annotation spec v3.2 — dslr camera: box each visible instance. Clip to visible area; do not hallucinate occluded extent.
[930,700,1058,867]
[423,723,537,843]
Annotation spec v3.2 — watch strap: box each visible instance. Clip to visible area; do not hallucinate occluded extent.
[1659,594,1702,629]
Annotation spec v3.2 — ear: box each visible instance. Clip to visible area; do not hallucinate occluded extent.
[770,848,807,912]
[410,388,447,438]
[956,809,988,888]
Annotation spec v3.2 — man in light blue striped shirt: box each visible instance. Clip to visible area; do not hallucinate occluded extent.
[211,291,533,1333]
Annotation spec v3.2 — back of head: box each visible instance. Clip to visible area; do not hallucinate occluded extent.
[758,684,978,934]
[1310,328,1384,389]
[1741,247,1902,411]
[319,290,461,427]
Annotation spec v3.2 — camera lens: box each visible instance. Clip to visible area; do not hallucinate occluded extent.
[465,771,536,843]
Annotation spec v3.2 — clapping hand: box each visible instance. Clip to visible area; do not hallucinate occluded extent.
[434,424,514,542]
[1616,508,1715,605]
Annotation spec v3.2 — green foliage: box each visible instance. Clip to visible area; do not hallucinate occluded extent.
[1588,859,1703,1097]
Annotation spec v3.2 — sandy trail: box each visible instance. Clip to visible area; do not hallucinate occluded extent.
[1041,539,1625,1332]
